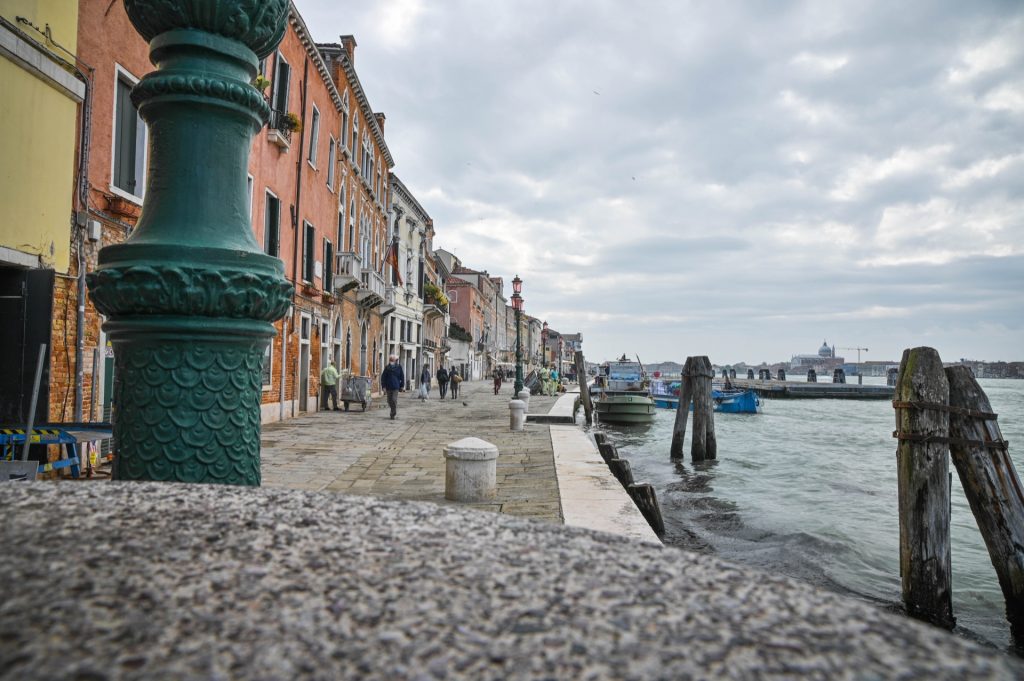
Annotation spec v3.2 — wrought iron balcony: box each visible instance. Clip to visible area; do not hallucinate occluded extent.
[267,109,293,149]
[333,252,361,294]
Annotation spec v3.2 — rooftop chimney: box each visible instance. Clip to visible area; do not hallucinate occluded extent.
[340,35,357,63]
[374,112,386,133]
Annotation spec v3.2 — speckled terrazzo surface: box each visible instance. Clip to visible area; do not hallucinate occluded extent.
[1,482,1020,680]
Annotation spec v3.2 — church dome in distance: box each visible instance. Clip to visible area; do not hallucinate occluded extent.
[819,341,832,357]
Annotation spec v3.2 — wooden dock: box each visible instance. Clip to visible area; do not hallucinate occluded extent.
[729,379,894,400]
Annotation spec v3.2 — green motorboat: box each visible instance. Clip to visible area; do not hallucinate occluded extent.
[593,356,656,424]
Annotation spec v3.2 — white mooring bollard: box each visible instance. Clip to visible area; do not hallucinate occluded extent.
[444,437,499,502]
[509,399,526,431]
[517,389,531,410]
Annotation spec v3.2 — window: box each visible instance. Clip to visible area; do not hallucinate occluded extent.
[264,191,280,256]
[341,110,349,148]
[271,52,290,113]
[337,208,345,250]
[327,136,336,189]
[262,341,273,389]
[113,66,147,199]
[321,322,329,372]
[308,105,320,165]
[351,116,358,154]
[348,199,356,251]
[303,221,315,283]
[323,238,334,291]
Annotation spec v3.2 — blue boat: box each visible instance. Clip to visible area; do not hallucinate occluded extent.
[650,379,762,414]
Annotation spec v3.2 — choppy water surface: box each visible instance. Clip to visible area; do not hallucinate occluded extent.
[593,377,1024,653]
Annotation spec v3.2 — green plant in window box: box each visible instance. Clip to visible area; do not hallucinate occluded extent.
[283,112,302,133]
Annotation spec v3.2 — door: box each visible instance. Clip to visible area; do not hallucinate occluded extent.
[299,315,310,411]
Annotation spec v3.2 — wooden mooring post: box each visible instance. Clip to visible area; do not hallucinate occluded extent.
[669,356,716,462]
[670,357,695,459]
[574,351,594,424]
[894,347,954,629]
[945,366,1024,639]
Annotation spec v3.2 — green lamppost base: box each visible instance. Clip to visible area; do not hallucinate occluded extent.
[87,1,292,485]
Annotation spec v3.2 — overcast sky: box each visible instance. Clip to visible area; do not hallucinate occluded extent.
[301,0,1023,365]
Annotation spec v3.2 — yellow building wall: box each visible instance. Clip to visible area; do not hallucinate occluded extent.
[0,0,80,274]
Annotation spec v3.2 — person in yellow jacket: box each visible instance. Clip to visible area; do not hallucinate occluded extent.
[321,360,340,411]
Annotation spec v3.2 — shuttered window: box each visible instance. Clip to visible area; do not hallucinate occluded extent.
[303,222,315,283]
[113,70,146,197]
[264,192,280,257]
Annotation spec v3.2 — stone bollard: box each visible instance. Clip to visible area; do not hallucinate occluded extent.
[444,437,499,502]
[509,399,526,431]
[517,389,531,410]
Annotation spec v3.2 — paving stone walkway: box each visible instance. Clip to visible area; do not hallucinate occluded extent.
[261,380,564,522]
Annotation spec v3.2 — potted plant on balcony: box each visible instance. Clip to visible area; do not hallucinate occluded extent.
[283,112,302,133]
[253,74,271,93]
[301,281,317,297]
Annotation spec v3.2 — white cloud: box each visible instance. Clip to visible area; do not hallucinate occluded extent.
[791,51,849,75]
[947,31,1021,84]
[943,153,1023,189]
[830,146,951,201]
[981,81,1024,112]
[777,89,840,125]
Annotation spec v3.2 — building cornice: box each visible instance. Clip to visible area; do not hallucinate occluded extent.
[288,3,394,168]
[390,173,431,224]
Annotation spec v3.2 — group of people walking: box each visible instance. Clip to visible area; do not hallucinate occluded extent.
[379,355,464,420]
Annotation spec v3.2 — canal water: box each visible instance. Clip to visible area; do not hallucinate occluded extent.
[592,377,1024,653]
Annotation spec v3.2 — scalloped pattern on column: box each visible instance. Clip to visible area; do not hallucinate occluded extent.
[113,341,264,485]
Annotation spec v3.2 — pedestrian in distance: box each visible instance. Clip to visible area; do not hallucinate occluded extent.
[493,368,503,395]
[419,365,431,400]
[450,367,462,399]
[320,360,340,411]
[381,354,405,420]
[437,365,449,399]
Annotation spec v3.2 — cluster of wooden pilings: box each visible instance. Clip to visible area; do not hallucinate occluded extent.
[670,356,717,462]
[895,346,1024,646]
[592,432,664,536]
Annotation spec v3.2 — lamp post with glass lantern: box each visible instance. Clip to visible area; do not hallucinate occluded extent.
[511,275,524,394]
[541,321,549,368]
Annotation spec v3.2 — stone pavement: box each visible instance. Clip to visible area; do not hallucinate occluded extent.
[261,380,564,522]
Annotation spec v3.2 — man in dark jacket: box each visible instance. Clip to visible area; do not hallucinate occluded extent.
[436,366,449,399]
[381,354,405,420]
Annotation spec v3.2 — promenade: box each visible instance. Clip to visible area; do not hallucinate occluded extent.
[261,380,564,522]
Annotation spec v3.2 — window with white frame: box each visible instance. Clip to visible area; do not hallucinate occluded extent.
[323,238,334,291]
[112,65,147,199]
[327,136,336,189]
[271,52,290,114]
[303,221,315,283]
[264,190,280,256]
[308,105,320,166]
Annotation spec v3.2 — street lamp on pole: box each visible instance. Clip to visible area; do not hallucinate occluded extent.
[512,275,524,394]
[541,320,548,368]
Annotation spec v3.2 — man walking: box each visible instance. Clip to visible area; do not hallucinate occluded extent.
[320,360,340,411]
[437,365,449,399]
[381,354,405,420]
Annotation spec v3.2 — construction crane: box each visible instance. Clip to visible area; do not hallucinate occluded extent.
[840,347,869,384]
[839,347,869,364]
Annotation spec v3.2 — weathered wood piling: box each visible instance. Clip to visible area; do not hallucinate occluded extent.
[894,347,954,629]
[592,438,664,536]
[670,357,695,459]
[945,366,1024,638]
[691,357,717,462]
[807,368,817,383]
[670,356,716,462]
[833,368,846,384]
[574,350,594,424]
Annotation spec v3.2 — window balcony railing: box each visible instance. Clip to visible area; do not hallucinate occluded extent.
[267,109,293,149]
[357,267,386,308]
[333,251,361,294]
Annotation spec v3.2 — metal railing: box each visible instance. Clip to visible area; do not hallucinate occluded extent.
[268,109,294,144]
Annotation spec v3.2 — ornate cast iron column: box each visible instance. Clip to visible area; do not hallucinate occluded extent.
[87,1,293,485]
